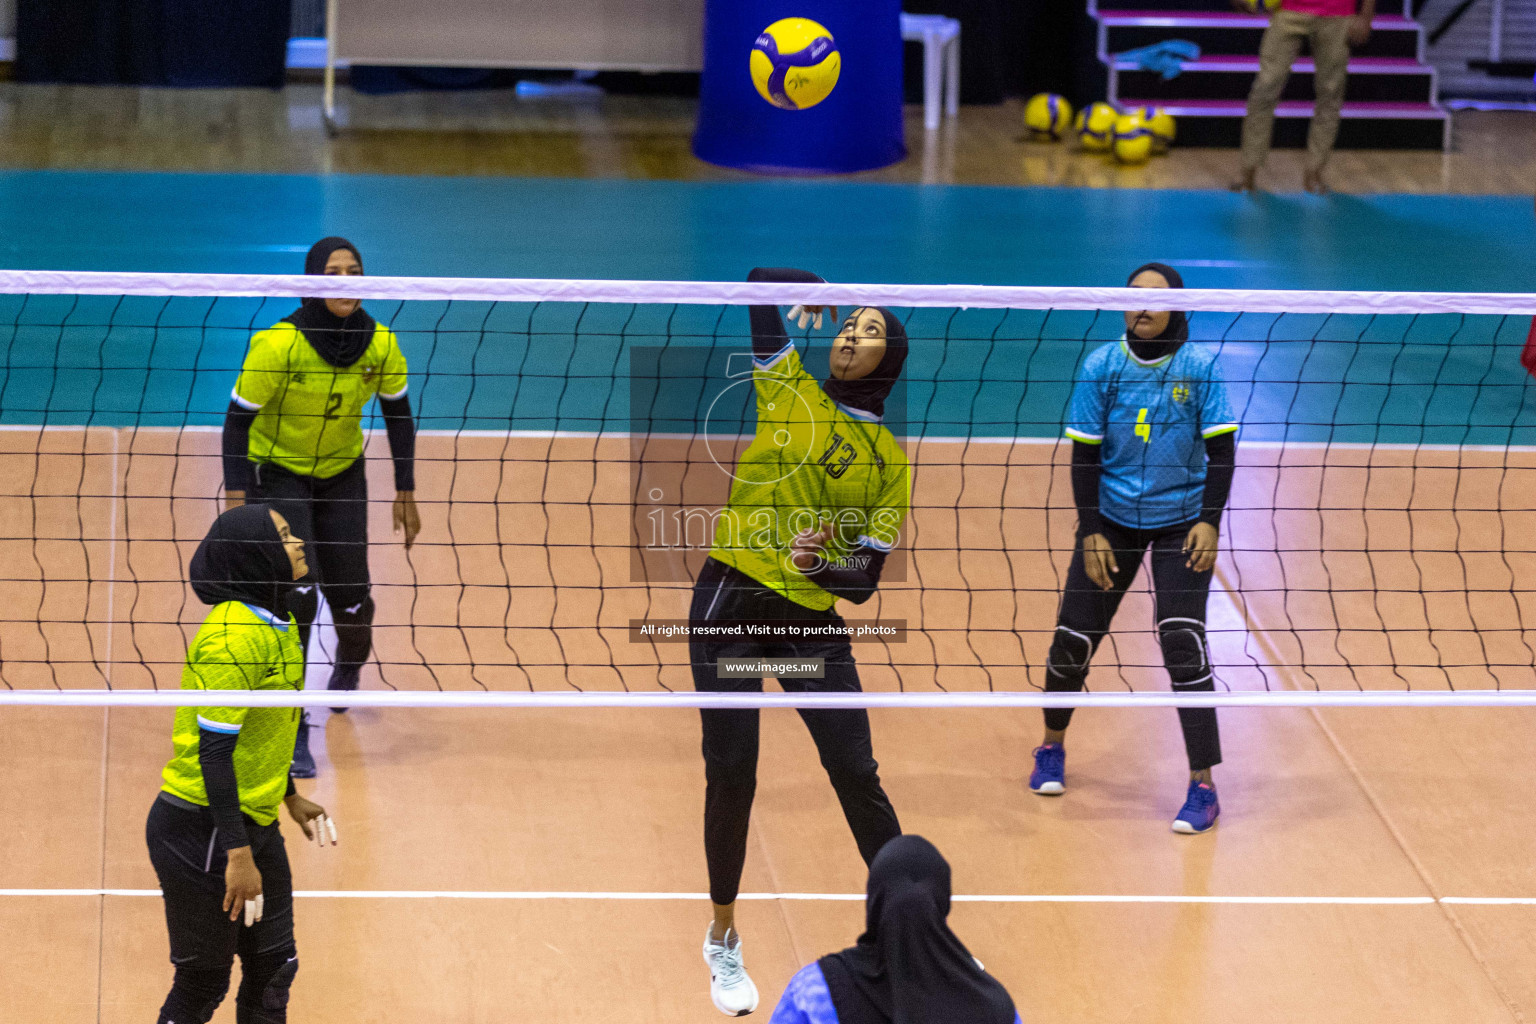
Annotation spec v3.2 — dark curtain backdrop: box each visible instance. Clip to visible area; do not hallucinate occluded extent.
[902,0,1105,107]
[17,0,292,87]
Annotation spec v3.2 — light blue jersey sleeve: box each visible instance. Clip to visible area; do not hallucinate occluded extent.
[768,960,1025,1024]
[1197,356,1238,440]
[1064,348,1110,445]
[770,963,840,1024]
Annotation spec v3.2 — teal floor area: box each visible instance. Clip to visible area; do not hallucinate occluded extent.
[0,171,1533,443]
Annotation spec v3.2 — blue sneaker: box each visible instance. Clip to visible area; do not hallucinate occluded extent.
[1029,744,1066,795]
[290,712,317,779]
[1172,781,1219,834]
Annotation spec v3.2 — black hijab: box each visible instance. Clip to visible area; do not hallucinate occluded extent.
[284,236,377,368]
[818,836,1017,1024]
[822,307,909,420]
[189,503,296,620]
[1125,261,1189,364]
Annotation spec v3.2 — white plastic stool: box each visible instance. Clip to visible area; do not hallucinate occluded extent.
[900,12,961,131]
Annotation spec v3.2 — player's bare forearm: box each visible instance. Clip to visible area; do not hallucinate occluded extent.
[225,490,245,510]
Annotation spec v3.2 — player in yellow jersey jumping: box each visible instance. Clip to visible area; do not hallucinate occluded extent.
[147,503,337,1024]
[222,237,421,776]
[694,267,910,1016]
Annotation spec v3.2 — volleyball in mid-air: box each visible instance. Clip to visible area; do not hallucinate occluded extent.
[1236,0,1280,12]
[1024,93,1073,139]
[1112,111,1156,164]
[1076,102,1120,152]
[750,18,841,110]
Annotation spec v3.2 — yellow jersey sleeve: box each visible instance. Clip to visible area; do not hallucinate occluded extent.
[378,328,409,400]
[183,616,271,735]
[232,325,296,411]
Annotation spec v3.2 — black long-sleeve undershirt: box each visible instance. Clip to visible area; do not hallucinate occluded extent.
[197,727,250,850]
[1070,432,1237,535]
[222,402,258,492]
[1070,441,1106,537]
[221,394,417,492]
[747,266,824,360]
[1199,432,1236,528]
[803,546,889,605]
[378,394,416,492]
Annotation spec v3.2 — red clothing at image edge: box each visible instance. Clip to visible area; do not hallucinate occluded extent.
[1283,0,1357,16]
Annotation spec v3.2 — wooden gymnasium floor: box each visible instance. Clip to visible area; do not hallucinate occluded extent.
[0,76,1534,1023]
[5,428,1536,1022]
[0,83,1532,194]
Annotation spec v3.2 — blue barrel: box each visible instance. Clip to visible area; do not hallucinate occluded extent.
[692,0,906,174]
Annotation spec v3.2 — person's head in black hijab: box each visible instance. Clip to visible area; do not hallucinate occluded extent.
[822,306,909,420]
[190,504,307,619]
[285,236,376,368]
[1123,261,1189,364]
[818,835,1017,1024]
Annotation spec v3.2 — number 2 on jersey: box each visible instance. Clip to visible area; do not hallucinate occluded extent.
[1135,407,1151,443]
[324,393,343,420]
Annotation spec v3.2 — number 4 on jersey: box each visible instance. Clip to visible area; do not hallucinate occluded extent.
[1135,407,1151,442]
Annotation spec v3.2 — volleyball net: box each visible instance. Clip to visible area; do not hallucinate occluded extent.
[2,270,1535,706]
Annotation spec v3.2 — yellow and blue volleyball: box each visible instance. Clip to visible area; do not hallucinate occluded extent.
[1143,107,1176,153]
[750,18,841,111]
[1112,111,1155,164]
[1236,0,1280,13]
[1024,93,1073,139]
[1076,101,1119,152]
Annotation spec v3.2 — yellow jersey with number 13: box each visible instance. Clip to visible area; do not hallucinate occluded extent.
[233,320,409,481]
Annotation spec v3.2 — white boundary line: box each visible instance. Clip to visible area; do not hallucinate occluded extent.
[9,888,1536,906]
[0,888,1471,905]
[0,270,1533,315]
[5,690,1536,709]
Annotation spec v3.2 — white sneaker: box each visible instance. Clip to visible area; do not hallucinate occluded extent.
[702,925,759,1016]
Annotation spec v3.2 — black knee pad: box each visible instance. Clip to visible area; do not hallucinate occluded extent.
[1159,617,1213,688]
[159,965,232,1024]
[326,591,374,626]
[1046,626,1094,688]
[236,949,297,1024]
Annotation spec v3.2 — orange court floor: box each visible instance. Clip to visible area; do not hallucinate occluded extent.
[4,428,1536,1021]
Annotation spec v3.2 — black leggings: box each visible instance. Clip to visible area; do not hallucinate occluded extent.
[146,795,297,1024]
[250,458,373,670]
[1045,518,1222,772]
[690,558,901,906]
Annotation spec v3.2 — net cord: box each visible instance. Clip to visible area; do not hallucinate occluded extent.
[1,270,1534,316]
[3,690,1535,709]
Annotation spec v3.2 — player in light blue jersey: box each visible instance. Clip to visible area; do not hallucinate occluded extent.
[1029,263,1238,834]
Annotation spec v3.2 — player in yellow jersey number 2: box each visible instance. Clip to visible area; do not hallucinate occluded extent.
[222,238,421,777]
[148,504,337,1024]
